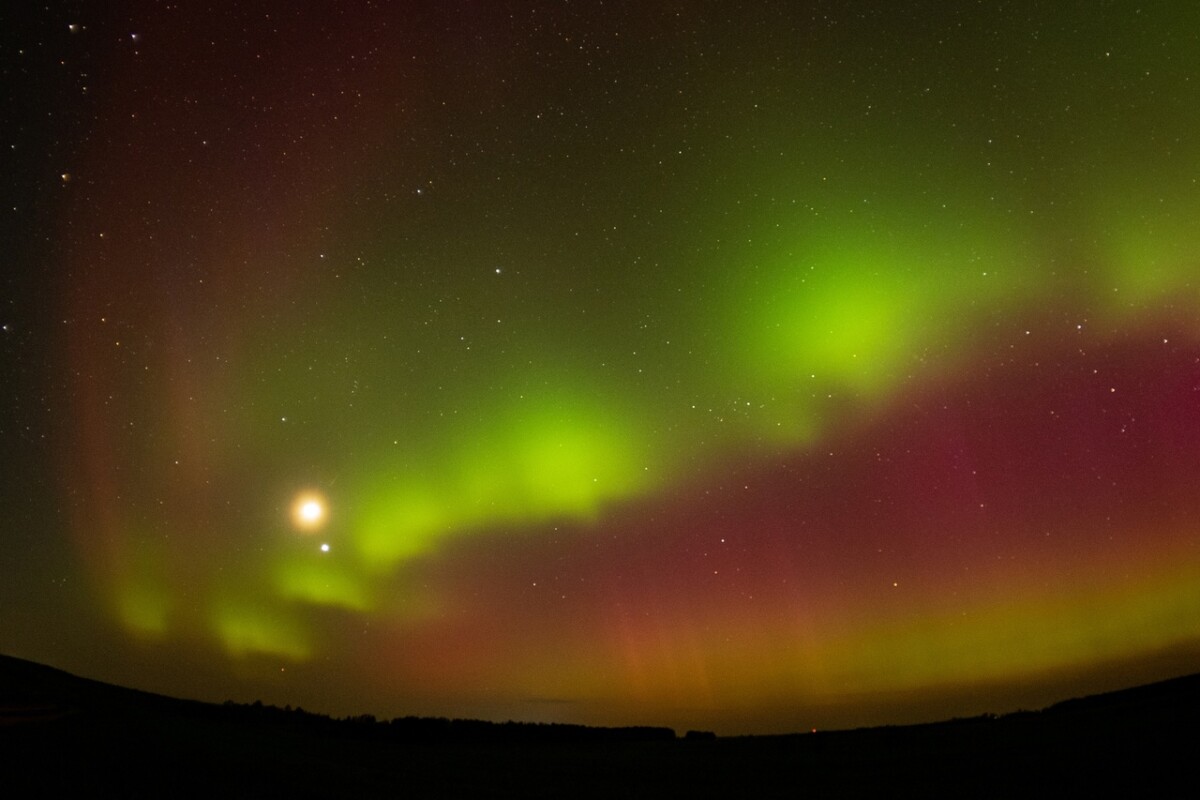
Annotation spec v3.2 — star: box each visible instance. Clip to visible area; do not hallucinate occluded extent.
[291,492,327,531]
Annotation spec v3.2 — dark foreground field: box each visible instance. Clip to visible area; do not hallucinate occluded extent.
[1,654,1196,797]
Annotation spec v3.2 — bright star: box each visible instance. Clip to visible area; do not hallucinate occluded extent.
[291,492,327,531]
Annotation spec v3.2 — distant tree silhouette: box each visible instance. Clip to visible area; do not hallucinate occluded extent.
[206,696,674,744]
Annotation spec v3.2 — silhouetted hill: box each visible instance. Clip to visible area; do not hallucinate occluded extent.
[1043,670,1200,717]
[1,653,1196,797]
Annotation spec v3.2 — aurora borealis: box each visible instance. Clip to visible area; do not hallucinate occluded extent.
[3,1,1200,734]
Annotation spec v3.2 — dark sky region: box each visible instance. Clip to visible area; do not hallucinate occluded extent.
[2,1,1199,735]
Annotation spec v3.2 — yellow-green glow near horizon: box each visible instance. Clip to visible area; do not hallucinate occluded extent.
[212,599,311,662]
[16,2,1200,735]
[112,537,171,638]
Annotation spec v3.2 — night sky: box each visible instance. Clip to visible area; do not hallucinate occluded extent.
[3,2,1200,735]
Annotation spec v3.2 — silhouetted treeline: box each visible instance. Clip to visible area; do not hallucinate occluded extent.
[216,698,677,744]
[389,716,675,744]
[5,653,1200,797]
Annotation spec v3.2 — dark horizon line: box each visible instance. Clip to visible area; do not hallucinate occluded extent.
[4,650,1199,741]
